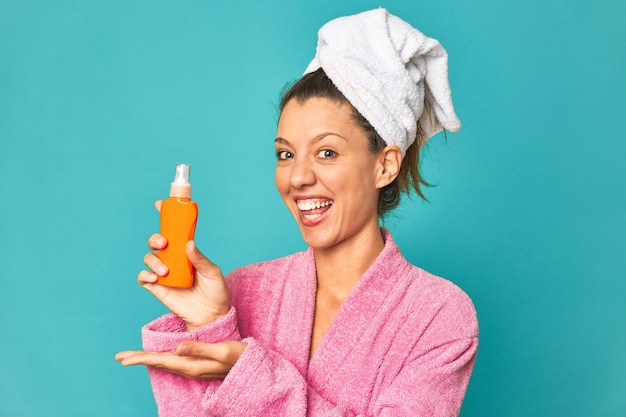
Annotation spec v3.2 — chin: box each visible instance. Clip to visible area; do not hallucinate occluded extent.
[297,227,338,250]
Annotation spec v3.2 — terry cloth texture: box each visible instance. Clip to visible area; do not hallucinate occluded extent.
[304,8,461,156]
[142,231,478,416]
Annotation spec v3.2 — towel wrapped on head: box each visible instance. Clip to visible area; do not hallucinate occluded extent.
[304,8,461,157]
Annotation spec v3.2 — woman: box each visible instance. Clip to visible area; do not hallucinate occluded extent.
[116,8,478,416]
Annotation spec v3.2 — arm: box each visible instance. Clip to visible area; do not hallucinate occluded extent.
[138,308,243,417]
[373,336,478,416]
[115,209,241,416]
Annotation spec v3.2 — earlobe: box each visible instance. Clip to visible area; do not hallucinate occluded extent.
[376,145,402,188]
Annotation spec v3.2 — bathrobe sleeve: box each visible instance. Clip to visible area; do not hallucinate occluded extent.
[372,336,478,416]
[141,307,242,417]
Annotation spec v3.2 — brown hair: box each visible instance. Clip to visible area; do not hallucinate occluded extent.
[279,68,430,218]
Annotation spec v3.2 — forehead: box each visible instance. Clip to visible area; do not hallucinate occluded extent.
[277,98,362,140]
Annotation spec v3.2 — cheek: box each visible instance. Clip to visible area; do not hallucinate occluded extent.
[274,167,289,197]
[327,161,377,195]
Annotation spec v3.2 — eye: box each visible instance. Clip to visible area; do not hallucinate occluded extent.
[276,150,294,160]
[317,149,336,159]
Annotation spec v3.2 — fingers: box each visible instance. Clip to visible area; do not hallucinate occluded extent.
[140,201,165,285]
[139,234,168,284]
[176,341,247,365]
[143,252,167,276]
[186,241,222,278]
[115,343,246,380]
[148,233,167,251]
[145,238,218,281]
[138,269,158,285]
[115,350,143,362]
[117,351,176,368]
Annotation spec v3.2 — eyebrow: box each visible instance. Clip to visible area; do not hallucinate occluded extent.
[274,132,348,146]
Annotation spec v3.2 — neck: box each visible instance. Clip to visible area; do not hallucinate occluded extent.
[313,224,385,297]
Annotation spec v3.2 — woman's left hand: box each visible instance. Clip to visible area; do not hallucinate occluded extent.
[115,341,247,380]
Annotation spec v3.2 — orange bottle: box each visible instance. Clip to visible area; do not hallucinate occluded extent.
[157,163,198,288]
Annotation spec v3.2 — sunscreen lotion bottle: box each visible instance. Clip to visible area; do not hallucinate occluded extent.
[157,163,198,288]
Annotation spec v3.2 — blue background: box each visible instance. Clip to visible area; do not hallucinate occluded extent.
[1,0,624,415]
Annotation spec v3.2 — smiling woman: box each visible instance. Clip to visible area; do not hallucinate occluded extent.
[116,8,478,417]
[278,67,433,214]
[275,95,391,253]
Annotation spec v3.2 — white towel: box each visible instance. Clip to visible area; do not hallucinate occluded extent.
[304,8,461,156]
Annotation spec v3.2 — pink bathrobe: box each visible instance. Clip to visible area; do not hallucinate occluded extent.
[142,231,478,416]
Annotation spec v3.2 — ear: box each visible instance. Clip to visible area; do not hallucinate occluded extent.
[375,145,402,189]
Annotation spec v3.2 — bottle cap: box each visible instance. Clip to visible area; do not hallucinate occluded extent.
[169,163,192,198]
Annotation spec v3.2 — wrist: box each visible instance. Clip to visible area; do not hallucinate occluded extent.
[185,308,230,332]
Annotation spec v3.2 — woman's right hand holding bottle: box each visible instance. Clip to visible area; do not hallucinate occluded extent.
[139,202,230,331]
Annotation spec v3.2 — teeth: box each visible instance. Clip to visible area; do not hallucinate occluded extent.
[297,199,333,211]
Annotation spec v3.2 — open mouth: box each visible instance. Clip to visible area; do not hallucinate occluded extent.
[296,198,333,225]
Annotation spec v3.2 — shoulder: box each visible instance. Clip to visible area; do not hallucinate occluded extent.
[385,231,476,315]
[404,263,478,339]
[382,232,477,337]
[409,264,474,310]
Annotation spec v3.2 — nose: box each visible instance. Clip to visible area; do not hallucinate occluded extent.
[289,155,316,189]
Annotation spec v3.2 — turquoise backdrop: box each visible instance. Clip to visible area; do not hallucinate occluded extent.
[1,0,624,416]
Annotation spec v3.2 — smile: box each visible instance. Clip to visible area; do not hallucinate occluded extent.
[296,199,333,211]
[295,198,333,226]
